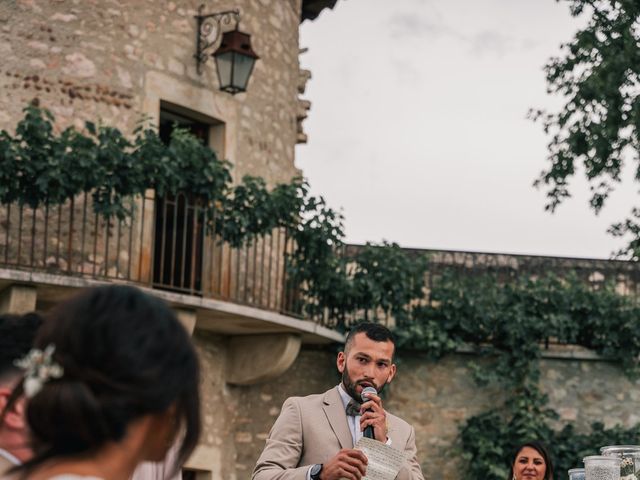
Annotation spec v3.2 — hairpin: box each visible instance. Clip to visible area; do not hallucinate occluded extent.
[14,344,64,398]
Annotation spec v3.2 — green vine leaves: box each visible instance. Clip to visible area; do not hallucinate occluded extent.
[399,271,640,387]
[0,104,332,246]
[443,271,640,478]
[0,106,429,333]
[531,0,640,259]
[5,103,640,477]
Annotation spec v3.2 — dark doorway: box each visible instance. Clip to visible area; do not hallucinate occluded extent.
[152,107,210,294]
[181,470,197,480]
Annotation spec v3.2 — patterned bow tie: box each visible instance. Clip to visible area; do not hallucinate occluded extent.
[346,399,362,417]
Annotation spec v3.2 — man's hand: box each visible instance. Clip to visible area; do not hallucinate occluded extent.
[319,449,368,480]
[360,391,388,443]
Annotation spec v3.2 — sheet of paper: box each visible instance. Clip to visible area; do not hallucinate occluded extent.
[355,437,410,480]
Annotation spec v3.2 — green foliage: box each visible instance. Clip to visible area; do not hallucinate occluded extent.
[284,193,348,319]
[532,0,640,257]
[460,386,557,480]
[0,104,424,332]
[397,271,640,384]
[0,105,326,248]
[287,240,430,329]
[286,237,430,329]
[351,243,428,325]
[609,208,640,260]
[461,385,640,480]
[0,104,232,220]
[6,103,640,478]
[413,271,640,478]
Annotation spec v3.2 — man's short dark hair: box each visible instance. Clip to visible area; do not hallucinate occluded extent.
[0,312,42,382]
[344,322,396,356]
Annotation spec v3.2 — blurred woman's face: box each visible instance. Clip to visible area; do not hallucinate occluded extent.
[513,446,546,480]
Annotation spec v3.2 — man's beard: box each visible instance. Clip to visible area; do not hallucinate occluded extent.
[341,364,387,402]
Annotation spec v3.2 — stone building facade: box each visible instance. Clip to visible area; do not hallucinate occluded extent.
[0,1,343,479]
[0,0,321,184]
[2,1,640,480]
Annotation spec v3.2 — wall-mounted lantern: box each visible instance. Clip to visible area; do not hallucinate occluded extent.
[194,5,259,94]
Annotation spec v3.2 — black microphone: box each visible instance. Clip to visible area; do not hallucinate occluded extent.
[360,386,377,439]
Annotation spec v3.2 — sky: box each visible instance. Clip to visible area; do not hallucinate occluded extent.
[295,0,639,259]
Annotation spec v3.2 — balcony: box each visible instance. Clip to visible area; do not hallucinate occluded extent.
[0,192,342,345]
[5,190,639,343]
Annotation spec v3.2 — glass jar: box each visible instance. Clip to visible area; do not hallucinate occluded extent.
[601,445,640,479]
[568,467,585,480]
[583,455,621,480]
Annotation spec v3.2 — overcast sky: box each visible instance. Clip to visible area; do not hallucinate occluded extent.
[295,0,639,259]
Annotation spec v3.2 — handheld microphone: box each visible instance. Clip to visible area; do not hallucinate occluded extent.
[360,386,377,439]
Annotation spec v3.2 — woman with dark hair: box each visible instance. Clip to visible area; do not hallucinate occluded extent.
[508,441,554,480]
[3,285,200,480]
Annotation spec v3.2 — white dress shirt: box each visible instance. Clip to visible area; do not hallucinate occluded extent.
[306,384,391,480]
[0,447,20,466]
[337,384,365,445]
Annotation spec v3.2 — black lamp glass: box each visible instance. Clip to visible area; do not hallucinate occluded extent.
[213,29,259,94]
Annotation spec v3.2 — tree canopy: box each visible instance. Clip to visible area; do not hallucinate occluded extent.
[533,0,640,258]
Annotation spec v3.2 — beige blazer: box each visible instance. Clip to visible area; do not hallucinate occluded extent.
[252,386,424,480]
[0,454,17,479]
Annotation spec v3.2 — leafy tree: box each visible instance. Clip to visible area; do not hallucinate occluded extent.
[532,0,640,258]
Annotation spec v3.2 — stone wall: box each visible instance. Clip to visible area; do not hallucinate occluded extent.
[193,331,239,480]
[230,346,340,478]
[0,0,305,185]
[228,346,640,480]
[0,0,307,314]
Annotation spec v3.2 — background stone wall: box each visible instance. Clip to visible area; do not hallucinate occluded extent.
[0,0,307,316]
[193,331,240,480]
[0,0,304,185]
[226,346,640,480]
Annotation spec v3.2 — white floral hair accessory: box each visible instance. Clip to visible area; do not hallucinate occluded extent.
[13,344,64,398]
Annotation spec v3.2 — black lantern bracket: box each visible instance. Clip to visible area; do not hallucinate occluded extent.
[194,6,240,75]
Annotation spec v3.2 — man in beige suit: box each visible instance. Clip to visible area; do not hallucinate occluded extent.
[253,322,424,480]
[0,313,42,476]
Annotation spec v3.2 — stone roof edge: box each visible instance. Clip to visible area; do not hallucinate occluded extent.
[301,0,339,22]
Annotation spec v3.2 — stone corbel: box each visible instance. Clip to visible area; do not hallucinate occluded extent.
[296,99,311,144]
[0,284,37,314]
[174,307,197,335]
[226,333,301,386]
[298,68,312,94]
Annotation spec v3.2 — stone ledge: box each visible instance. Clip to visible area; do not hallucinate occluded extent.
[455,343,608,362]
[0,283,37,313]
[0,268,344,345]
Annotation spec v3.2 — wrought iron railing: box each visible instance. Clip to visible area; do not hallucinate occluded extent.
[3,195,640,327]
[0,192,296,315]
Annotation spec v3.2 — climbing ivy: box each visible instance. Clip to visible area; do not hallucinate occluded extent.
[405,271,640,478]
[4,103,640,477]
[397,271,640,385]
[0,104,336,246]
[460,385,640,479]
